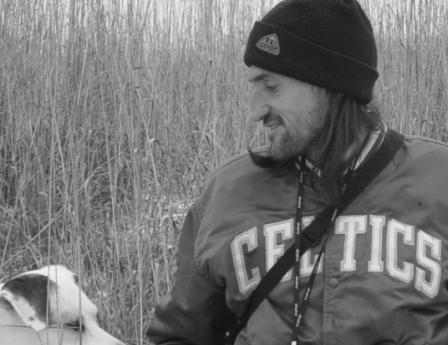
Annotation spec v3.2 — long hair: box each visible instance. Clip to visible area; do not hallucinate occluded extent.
[249,92,383,203]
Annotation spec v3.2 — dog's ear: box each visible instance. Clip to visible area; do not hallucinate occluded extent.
[0,285,13,310]
[0,274,56,332]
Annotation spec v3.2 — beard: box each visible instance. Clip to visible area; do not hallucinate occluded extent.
[268,127,306,160]
[265,104,327,162]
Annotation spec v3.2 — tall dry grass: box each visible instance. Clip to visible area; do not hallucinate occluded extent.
[0,0,447,344]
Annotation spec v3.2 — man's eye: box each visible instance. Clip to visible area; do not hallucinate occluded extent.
[65,321,85,332]
[265,84,278,92]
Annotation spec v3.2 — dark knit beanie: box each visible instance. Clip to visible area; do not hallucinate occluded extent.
[244,0,379,104]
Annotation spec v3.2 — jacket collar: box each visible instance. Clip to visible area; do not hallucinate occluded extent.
[295,122,387,175]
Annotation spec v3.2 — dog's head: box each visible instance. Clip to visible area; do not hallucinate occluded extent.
[0,265,125,345]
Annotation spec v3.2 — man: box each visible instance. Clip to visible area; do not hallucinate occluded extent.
[147,0,448,344]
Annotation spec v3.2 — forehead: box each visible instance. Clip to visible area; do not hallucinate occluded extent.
[248,65,315,89]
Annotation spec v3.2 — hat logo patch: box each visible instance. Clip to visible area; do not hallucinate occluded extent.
[256,34,280,55]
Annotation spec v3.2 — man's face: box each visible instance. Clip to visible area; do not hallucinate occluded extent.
[248,66,328,161]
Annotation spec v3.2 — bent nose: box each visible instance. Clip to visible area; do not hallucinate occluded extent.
[248,89,269,123]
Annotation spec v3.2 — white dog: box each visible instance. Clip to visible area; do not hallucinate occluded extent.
[0,265,125,345]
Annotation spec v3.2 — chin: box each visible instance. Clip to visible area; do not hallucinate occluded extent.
[269,143,302,161]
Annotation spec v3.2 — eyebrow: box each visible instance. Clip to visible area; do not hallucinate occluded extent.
[249,72,272,83]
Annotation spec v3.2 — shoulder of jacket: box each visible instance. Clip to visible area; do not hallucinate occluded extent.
[404,135,448,149]
[199,146,270,187]
[193,146,274,215]
[402,135,448,161]
[210,146,269,176]
[397,135,448,175]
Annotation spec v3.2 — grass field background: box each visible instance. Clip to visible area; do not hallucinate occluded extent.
[0,0,447,344]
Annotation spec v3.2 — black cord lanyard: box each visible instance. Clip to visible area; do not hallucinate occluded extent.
[291,156,356,345]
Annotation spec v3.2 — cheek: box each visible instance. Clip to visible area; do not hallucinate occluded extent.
[310,100,328,129]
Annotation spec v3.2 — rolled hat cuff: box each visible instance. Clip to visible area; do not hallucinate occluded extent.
[244,21,379,104]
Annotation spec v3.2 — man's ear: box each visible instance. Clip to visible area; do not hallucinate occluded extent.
[0,274,55,332]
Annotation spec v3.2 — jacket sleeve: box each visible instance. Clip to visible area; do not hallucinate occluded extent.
[146,204,236,345]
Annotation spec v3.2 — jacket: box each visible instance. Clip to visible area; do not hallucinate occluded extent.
[147,132,448,345]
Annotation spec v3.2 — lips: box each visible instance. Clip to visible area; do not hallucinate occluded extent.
[263,114,283,131]
[263,115,284,142]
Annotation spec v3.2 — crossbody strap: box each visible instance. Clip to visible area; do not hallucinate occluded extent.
[225,129,404,344]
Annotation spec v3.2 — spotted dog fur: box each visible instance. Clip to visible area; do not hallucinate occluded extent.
[0,266,125,345]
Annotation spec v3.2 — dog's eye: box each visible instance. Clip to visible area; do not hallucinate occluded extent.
[65,320,85,332]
